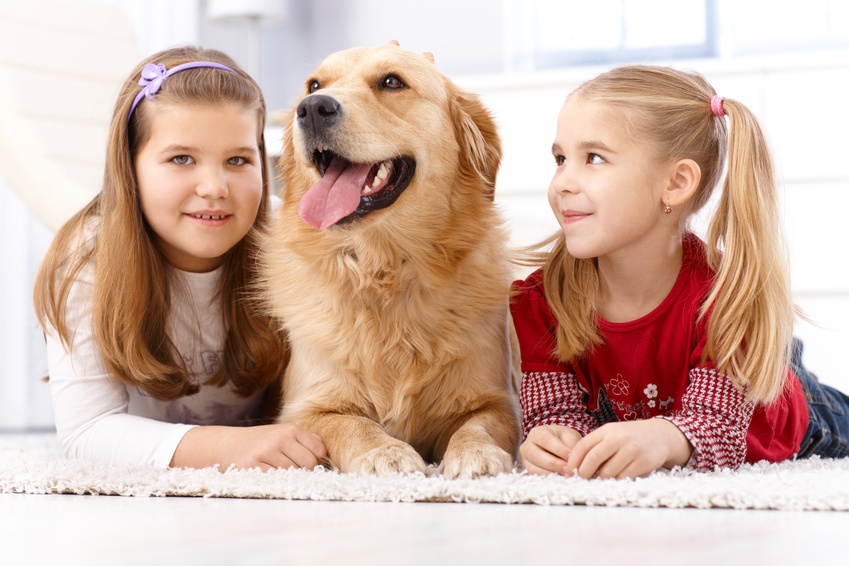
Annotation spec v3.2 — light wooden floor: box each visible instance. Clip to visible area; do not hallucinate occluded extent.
[3,492,846,565]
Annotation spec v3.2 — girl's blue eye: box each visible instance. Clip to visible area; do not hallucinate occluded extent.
[228,156,248,166]
[172,155,192,165]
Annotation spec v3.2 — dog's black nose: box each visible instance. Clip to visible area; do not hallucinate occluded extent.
[297,94,342,135]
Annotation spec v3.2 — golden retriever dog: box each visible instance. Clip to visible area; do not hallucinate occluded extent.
[261,44,520,477]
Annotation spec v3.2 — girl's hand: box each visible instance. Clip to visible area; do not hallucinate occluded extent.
[170,423,327,471]
[564,419,692,479]
[520,425,583,475]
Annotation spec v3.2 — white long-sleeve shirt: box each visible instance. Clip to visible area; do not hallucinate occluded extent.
[47,262,265,468]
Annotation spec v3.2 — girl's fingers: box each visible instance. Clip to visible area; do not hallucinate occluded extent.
[534,429,573,462]
[569,436,643,479]
[522,458,565,476]
[591,451,631,479]
[521,441,569,475]
[258,455,294,472]
[285,443,321,469]
[261,443,315,470]
[567,434,614,479]
[296,429,327,461]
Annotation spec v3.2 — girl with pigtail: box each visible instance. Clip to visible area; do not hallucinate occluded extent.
[513,64,849,479]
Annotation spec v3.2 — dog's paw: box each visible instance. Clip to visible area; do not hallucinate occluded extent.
[347,443,428,476]
[442,444,514,479]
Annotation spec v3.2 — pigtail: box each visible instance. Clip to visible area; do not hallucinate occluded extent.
[536,235,603,361]
[702,99,794,402]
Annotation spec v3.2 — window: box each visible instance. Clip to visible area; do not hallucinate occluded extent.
[505,0,715,71]
[504,0,849,72]
[724,0,849,56]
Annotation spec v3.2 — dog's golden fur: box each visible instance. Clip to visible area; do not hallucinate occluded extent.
[261,44,520,477]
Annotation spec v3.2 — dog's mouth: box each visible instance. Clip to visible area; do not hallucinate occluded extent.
[298,150,416,230]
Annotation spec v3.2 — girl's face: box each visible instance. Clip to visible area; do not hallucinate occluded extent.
[548,96,673,262]
[134,102,263,272]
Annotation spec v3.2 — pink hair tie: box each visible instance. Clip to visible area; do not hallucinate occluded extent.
[710,95,726,117]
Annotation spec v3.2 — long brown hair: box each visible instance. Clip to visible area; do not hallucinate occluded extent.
[535,65,793,403]
[34,46,288,400]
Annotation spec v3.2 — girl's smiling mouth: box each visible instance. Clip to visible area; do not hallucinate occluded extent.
[187,211,231,225]
[562,209,590,224]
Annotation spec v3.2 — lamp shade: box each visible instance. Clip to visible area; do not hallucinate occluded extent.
[206,0,287,24]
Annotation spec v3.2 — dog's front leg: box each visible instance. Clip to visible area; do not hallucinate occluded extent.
[305,412,428,476]
[440,399,520,479]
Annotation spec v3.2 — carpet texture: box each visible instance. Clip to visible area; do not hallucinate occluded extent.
[2,434,848,510]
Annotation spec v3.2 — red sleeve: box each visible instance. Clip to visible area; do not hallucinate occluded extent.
[659,366,754,471]
[520,370,598,439]
[511,271,598,439]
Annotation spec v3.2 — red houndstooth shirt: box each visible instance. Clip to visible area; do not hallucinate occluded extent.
[510,234,809,471]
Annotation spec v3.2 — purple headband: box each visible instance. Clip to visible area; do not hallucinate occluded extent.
[127,61,238,122]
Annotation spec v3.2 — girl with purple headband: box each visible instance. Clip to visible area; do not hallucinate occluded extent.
[34,46,326,471]
[512,64,849,479]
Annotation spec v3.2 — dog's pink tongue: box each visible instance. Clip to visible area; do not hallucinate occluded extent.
[299,157,372,229]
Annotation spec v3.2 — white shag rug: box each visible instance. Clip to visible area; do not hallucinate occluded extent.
[2,433,848,511]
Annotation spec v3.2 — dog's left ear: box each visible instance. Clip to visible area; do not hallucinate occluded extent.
[451,92,502,200]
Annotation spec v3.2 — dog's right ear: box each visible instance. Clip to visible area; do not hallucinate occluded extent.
[386,39,433,63]
[451,92,502,200]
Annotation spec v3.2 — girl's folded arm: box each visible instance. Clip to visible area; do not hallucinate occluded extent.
[521,369,597,438]
[46,326,194,468]
[658,366,755,471]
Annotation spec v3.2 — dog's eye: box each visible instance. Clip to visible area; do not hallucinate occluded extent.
[308,79,320,93]
[380,74,406,90]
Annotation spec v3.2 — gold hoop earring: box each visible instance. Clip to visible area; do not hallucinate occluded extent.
[664,202,672,214]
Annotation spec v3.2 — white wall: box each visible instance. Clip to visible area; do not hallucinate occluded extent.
[0,181,54,429]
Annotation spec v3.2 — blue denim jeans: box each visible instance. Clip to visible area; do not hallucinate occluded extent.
[792,338,849,459]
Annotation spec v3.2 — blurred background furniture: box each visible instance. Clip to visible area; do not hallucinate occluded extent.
[0,0,139,429]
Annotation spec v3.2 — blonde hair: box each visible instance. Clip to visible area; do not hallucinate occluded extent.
[34,46,288,401]
[535,65,793,403]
